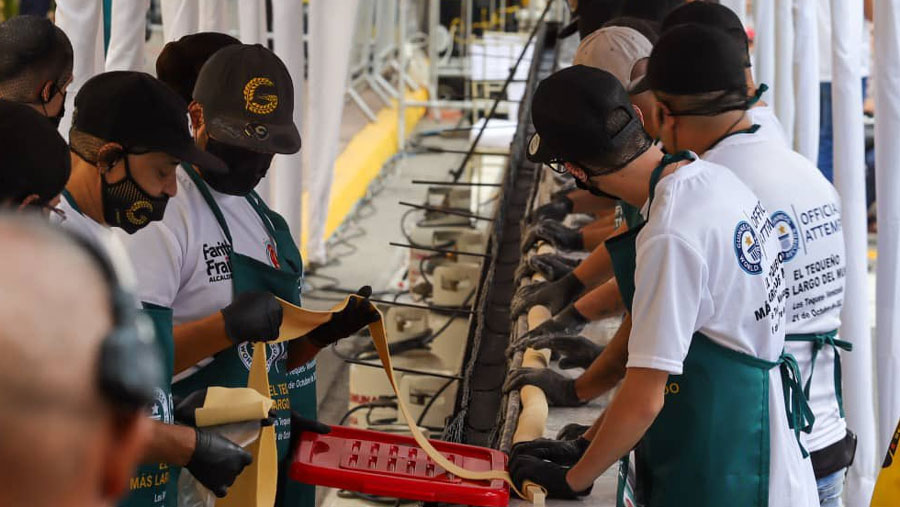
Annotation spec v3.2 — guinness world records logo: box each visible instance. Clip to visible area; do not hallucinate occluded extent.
[770,210,799,262]
[734,220,763,275]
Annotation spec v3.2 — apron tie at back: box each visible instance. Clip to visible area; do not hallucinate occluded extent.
[779,352,816,458]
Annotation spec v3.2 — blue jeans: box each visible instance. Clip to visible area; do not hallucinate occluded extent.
[817,78,868,183]
[817,469,845,507]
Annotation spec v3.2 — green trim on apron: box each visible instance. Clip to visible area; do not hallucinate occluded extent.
[605,151,810,506]
[618,200,644,230]
[747,83,769,107]
[174,165,316,507]
[786,330,852,417]
[61,191,179,506]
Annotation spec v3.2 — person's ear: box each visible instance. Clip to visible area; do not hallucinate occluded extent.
[16,194,41,211]
[39,81,54,103]
[96,143,125,173]
[100,412,152,500]
[188,102,208,147]
[632,104,645,126]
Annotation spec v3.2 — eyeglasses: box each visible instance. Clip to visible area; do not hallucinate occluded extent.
[544,161,568,174]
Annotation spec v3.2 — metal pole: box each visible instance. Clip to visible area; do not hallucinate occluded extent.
[428,0,439,120]
[397,0,407,151]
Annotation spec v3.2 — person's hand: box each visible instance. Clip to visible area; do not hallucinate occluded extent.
[186,430,253,498]
[503,368,583,407]
[290,411,331,437]
[528,253,579,281]
[509,454,591,500]
[521,220,584,253]
[175,388,276,426]
[520,304,589,337]
[508,335,602,370]
[510,437,590,466]
[556,423,590,441]
[510,273,584,318]
[304,286,379,348]
[529,197,573,224]
[221,291,282,344]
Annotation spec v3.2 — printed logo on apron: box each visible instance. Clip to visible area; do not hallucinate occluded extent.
[734,220,763,275]
[149,388,174,424]
[237,342,286,372]
[770,210,800,262]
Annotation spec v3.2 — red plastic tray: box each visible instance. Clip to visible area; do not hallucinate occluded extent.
[290,425,509,506]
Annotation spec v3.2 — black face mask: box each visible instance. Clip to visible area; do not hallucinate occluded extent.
[203,138,274,196]
[573,175,621,200]
[39,83,66,127]
[102,155,169,234]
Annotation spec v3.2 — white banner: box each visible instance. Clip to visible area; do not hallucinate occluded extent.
[793,0,820,162]
[874,0,900,465]
[304,0,361,265]
[831,0,878,504]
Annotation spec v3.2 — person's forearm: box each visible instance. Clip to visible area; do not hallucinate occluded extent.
[583,410,606,441]
[574,315,630,401]
[288,339,321,371]
[573,279,623,321]
[141,421,196,466]
[173,313,231,373]
[581,223,619,250]
[566,368,667,491]
[572,243,615,288]
[568,189,617,214]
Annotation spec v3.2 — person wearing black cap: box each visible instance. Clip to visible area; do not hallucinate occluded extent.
[507,64,817,506]
[657,1,787,145]
[155,32,241,104]
[0,14,73,126]
[648,22,851,507]
[124,43,378,507]
[0,99,70,214]
[58,70,256,507]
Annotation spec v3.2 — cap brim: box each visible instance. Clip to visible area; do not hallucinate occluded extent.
[207,116,302,155]
[627,75,649,95]
[525,132,557,164]
[167,142,229,174]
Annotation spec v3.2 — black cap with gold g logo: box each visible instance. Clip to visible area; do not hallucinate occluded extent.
[193,44,301,155]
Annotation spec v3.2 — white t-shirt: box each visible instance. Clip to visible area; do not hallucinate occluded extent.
[627,159,817,507]
[748,106,788,146]
[124,166,292,382]
[703,132,847,452]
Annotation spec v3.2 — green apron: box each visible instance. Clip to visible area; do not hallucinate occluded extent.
[173,165,317,507]
[604,153,813,506]
[61,191,179,507]
[617,201,644,230]
[785,330,852,417]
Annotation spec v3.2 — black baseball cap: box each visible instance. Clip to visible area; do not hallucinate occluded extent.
[156,32,241,103]
[72,71,227,173]
[0,99,70,204]
[647,23,747,97]
[193,44,301,154]
[661,2,750,66]
[527,65,645,170]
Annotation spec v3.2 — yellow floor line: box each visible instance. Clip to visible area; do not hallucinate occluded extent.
[300,88,429,257]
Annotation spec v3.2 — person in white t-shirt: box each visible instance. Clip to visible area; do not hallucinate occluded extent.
[124,42,378,507]
[508,64,817,507]
[648,22,852,507]
[57,70,259,507]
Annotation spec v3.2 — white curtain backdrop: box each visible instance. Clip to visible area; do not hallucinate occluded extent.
[831,0,878,504]
[304,0,361,265]
[54,0,105,138]
[753,0,776,89]
[161,0,198,42]
[774,0,795,146]
[105,0,150,72]
[198,0,229,33]
[238,0,267,46]
[793,0,820,162]
[874,0,900,465]
[270,0,306,246]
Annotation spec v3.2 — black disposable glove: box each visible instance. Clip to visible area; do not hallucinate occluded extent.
[291,410,332,437]
[221,291,283,344]
[550,184,576,202]
[186,430,253,498]
[510,437,590,466]
[529,253,579,281]
[556,423,590,441]
[521,220,584,253]
[509,454,592,500]
[304,286,380,348]
[174,388,276,427]
[508,335,602,370]
[503,368,583,407]
[510,273,584,319]
[522,304,589,339]
[529,197,574,224]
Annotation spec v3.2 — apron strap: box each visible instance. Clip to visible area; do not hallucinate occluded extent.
[779,352,816,458]
[182,163,234,243]
[61,189,82,214]
[647,151,694,213]
[747,83,769,107]
[245,191,280,243]
[785,330,852,416]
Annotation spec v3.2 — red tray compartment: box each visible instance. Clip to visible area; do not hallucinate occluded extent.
[290,425,509,506]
